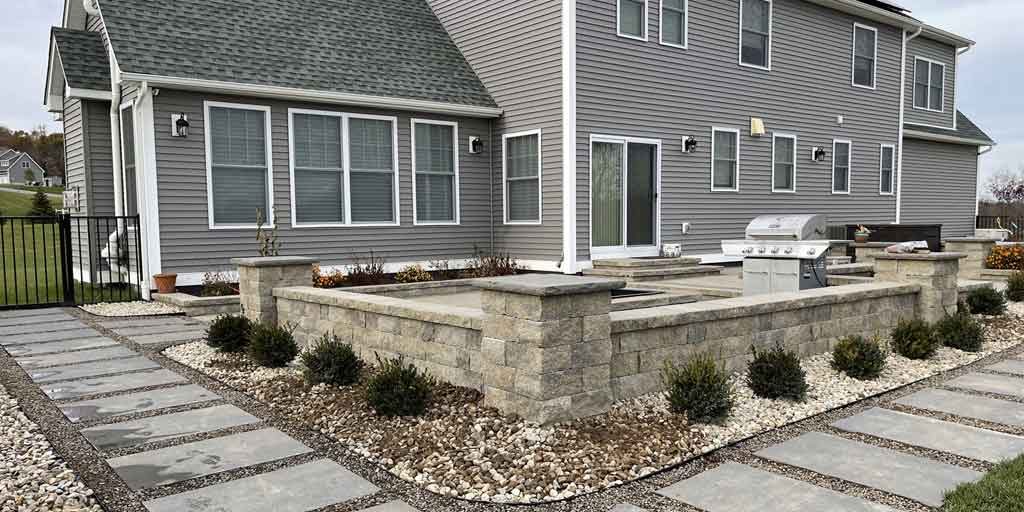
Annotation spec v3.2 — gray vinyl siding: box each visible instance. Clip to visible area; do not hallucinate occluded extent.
[85,100,115,216]
[63,97,88,214]
[152,89,495,275]
[575,0,903,258]
[900,139,977,237]
[905,36,956,129]
[430,0,564,264]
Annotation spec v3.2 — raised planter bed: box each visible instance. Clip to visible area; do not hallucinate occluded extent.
[980,269,1017,282]
[153,292,240,317]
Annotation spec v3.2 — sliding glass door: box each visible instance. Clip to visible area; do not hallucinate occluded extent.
[591,137,660,257]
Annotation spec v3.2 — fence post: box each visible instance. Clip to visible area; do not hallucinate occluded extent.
[58,214,75,306]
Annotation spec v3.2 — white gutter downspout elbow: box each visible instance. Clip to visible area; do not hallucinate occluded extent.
[83,0,100,16]
[895,24,924,225]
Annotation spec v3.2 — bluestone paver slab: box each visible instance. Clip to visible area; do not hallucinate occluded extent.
[16,346,137,369]
[0,308,65,319]
[986,360,1024,376]
[658,461,895,512]
[357,502,419,512]
[896,389,1024,426]
[1,328,100,345]
[5,337,117,357]
[833,408,1024,463]
[142,459,378,512]
[82,404,261,450]
[60,384,220,423]
[100,317,197,329]
[0,319,86,336]
[0,312,75,327]
[129,330,207,345]
[946,372,1024,399]
[29,356,162,384]
[610,505,649,512]
[756,432,982,507]
[112,324,207,337]
[42,369,186,400]
[107,428,312,490]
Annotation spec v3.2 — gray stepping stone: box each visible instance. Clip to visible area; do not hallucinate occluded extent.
[113,324,206,337]
[82,404,261,450]
[358,502,418,512]
[658,461,895,512]
[142,459,378,512]
[60,384,220,423]
[107,428,312,490]
[0,308,66,319]
[100,317,196,329]
[29,356,161,384]
[833,408,1024,463]
[896,389,1024,426]
[946,372,1024,399]
[610,505,648,512]
[987,360,1024,376]
[5,337,117,357]
[2,328,99,345]
[0,312,75,327]
[756,432,982,507]
[0,319,87,335]
[129,330,207,345]
[42,369,186,400]
[16,346,137,370]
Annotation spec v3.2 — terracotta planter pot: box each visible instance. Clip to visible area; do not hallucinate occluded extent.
[854,234,869,244]
[153,273,178,294]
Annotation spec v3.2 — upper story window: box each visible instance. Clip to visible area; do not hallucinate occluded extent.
[413,119,460,225]
[711,128,740,192]
[618,0,648,40]
[120,106,138,217]
[832,140,851,194]
[914,57,945,111]
[503,130,542,224]
[772,133,796,193]
[852,24,878,89]
[0,160,9,168]
[660,0,687,48]
[740,0,771,69]
[21,161,29,168]
[879,144,895,195]
[205,102,273,228]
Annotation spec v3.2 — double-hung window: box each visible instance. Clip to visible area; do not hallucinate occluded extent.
[879,144,895,195]
[21,161,29,168]
[205,102,273,228]
[292,112,344,225]
[348,116,397,224]
[618,0,647,40]
[852,24,877,89]
[772,133,796,192]
[0,161,8,168]
[740,0,771,69]
[914,58,945,111]
[120,105,138,217]
[413,120,459,225]
[660,0,687,48]
[503,130,542,224]
[832,140,852,194]
[711,128,740,191]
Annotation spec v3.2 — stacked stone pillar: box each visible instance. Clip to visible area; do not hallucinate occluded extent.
[474,274,625,425]
[232,256,319,325]
[874,253,965,323]
[943,238,996,280]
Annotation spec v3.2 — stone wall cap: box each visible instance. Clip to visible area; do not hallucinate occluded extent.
[944,238,1000,243]
[472,274,626,296]
[874,252,967,261]
[853,242,898,248]
[231,256,318,267]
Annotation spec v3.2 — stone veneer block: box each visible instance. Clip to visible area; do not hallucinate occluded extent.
[874,252,966,323]
[234,256,318,326]
[82,404,260,450]
[946,372,1024,399]
[60,384,221,423]
[896,389,1024,426]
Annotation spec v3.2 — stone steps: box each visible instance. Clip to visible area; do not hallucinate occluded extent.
[584,264,724,281]
[592,257,701,269]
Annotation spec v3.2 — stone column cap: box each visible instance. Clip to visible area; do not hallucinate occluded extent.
[472,274,626,296]
[231,256,319,267]
[943,237,999,243]
[874,252,967,261]
[853,242,898,248]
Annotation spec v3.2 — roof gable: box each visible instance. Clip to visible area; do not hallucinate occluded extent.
[52,28,111,91]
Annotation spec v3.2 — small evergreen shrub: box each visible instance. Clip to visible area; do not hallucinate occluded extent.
[365,354,436,417]
[831,335,887,380]
[661,353,734,423]
[248,323,299,367]
[1006,271,1024,302]
[300,333,364,386]
[891,319,939,360]
[966,287,1008,316]
[746,344,808,401]
[28,190,56,219]
[935,309,985,353]
[395,264,434,284]
[205,314,252,353]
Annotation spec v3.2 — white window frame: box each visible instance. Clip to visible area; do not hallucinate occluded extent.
[617,0,649,41]
[118,101,139,218]
[204,101,275,230]
[913,57,946,113]
[411,118,461,226]
[738,0,772,70]
[879,143,896,196]
[831,139,852,195]
[710,127,741,192]
[287,108,400,228]
[771,132,797,193]
[851,23,878,90]
[659,0,688,49]
[21,161,29,169]
[502,129,544,226]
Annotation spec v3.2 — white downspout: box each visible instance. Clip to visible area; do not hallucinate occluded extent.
[109,54,123,218]
[895,25,924,225]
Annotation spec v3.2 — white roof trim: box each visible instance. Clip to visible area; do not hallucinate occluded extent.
[120,73,503,118]
[903,129,993,147]
[66,86,112,101]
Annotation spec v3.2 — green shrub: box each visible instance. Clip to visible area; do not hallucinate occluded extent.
[395,264,434,284]
[248,323,299,367]
[205,314,253,353]
[661,353,734,423]
[365,354,435,417]
[300,333,364,386]
[831,335,887,380]
[891,319,939,360]
[746,344,808,401]
[1007,271,1024,302]
[966,287,1008,316]
[935,309,985,353]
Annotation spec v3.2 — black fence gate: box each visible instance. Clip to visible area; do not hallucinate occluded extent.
[0,215,143,309]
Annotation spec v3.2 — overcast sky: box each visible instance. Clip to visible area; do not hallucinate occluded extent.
[1,0,1020,188]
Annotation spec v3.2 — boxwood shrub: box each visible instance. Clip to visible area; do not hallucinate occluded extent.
[935,309,985,353]
[890,318,939,360]
[966,287,1008,316]
[205,314,252,353]
[831,335,887,380]
[365,355,436,417]
[747,344,808,401]
[661,353,734,423]
[248,323,299,367]
[300,333,364,386]
[1007,271,1024,302]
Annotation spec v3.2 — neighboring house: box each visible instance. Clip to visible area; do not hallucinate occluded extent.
[0,149,49,185]
[44,0,994,291]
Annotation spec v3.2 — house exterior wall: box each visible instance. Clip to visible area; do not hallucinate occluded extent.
[904,36,956,129]
[85,99,115,216]
[429,0,565,266]
[574,0,903,260]
[900,138,978,237]
[63,97,89,214]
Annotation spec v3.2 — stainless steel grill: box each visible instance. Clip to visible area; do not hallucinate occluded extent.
[722,215,831,295]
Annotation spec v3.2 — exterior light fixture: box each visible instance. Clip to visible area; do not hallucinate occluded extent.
[468,136,484,154]
[172,113,190,137]
[812,147,828,162]
[683,136,698,153]
[750,117,766,137]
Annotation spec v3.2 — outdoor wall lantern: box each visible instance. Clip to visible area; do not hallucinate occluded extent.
[683,136,698,153]
[468,136,484,154]
[812,146,828,162]
[172,113,190,137]
[750,117,766,137]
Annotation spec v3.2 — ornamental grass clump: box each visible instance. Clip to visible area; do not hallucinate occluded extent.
[248,323,299,368]
[205,313,253,353]
[890,318,939,360]
[300,333,364,386]
[966,287,1008,316]
[831,335,887,380]
[747,344,808,401]
[661,353,734,423]
[365,354,436,417]
[935,308,985,353]
[1007,271,1024,302]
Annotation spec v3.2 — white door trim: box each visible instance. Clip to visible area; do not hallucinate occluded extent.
[588,134,662,260]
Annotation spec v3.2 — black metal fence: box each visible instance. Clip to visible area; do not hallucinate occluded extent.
[0,215,143,309]
[977,216,1024,242]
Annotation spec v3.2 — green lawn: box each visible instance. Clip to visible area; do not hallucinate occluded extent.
[944,454,1024,512]
[0,189,63,216]
[0,184,66,195]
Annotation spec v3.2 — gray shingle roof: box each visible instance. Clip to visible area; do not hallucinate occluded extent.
[52,28,111,91]
[905,111,995,145]
[96,0,496,108]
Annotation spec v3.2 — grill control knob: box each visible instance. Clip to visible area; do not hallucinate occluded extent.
[758,247,767,254]
[785,247,793,254]
[771,247,780,254]
[807,248,817,256]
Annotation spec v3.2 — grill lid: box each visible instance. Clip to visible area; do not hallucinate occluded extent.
[745,214,827,241]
